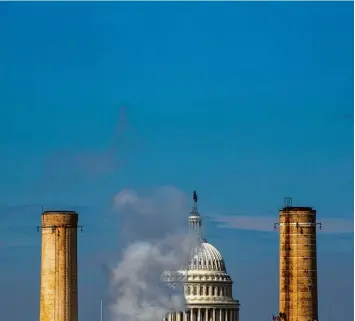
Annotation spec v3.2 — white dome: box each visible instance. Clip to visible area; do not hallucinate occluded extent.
[189,242,226,272]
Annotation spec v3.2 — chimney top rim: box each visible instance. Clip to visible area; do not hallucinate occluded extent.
[280,206,315,212]
[42,210,78,215]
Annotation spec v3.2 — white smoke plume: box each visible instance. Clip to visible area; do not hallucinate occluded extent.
[109,186,198,321]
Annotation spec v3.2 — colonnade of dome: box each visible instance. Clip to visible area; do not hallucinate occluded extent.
[186,284,232,297]
[166,306,239,321]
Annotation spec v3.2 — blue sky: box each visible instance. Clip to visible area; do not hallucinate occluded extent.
[0,2,353,321]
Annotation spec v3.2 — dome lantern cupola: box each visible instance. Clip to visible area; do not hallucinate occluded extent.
[188,191,204,241]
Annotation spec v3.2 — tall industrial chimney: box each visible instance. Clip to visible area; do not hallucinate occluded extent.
[39,211,79,321]
[278,205,320,321]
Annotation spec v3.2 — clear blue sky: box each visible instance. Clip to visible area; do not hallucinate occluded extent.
[0,2,353,321]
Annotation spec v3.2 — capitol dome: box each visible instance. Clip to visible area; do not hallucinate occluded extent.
[189,242,226,272]
[164,191,240,321]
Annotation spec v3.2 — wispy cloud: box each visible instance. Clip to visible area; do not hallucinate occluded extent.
[0,203,104,251]
[209,214,354,234]
[340,113,354,120]
[39,149,122,183]
[0,242,39,250]
[35,106,133,194]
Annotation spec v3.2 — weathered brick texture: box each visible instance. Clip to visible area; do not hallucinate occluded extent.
[279,207,319,321]
[40,212,78,321]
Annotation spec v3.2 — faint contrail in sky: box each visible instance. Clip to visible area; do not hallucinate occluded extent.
[35,105,132,195]
[209,213,354,234]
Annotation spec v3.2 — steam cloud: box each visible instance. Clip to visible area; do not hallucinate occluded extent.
[109,186,198,321]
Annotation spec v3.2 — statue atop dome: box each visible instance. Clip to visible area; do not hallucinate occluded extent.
[190,190,199,217]
[193,190,198,203]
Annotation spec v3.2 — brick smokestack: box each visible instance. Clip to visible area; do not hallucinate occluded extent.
[39,211,79,321]
[279,206,319,321]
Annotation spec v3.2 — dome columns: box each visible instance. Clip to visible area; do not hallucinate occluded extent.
[167,307,238,321]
